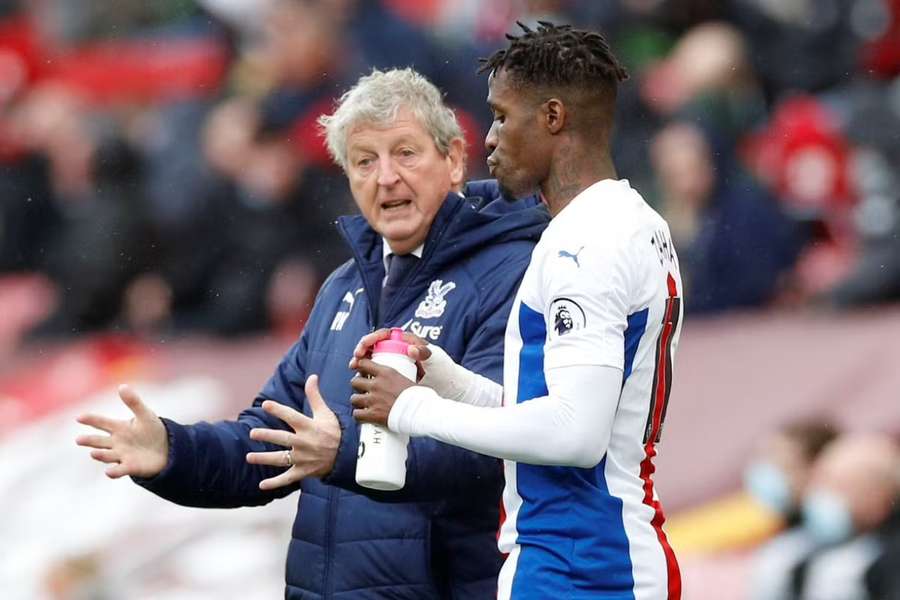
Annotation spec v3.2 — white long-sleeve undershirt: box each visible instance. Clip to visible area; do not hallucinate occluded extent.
[388,364,623,468]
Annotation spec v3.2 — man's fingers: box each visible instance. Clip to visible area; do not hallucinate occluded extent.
[304,375,332,418]
[76,413,121,434]
[90,449,120,464]
[76,434,113,449]
[118,384,152,421]
[260,400,303,427]
[105,463,130,479]
[259,470,298,491]
[246,450,293,467]
[249,426,295,448]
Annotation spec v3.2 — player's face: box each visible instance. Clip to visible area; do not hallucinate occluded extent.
[485,69,549,200]
[345,106,464,254]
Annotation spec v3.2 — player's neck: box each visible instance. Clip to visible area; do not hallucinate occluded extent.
[541,146,617,217]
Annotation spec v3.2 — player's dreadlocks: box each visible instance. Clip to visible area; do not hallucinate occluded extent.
[479,21,629,92]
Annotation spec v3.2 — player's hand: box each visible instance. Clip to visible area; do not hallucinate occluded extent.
[350,359,416,426]
[75,384,168,479]
[349,329,431,380]
[246,375,341,490]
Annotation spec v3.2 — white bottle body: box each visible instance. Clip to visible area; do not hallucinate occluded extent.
[355,350,416,491]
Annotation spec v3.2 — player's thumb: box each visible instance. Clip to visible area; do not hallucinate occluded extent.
[304,375,330,417]
[118,384,152,421]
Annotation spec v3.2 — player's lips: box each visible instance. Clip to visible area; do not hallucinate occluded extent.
[486,158,499,175]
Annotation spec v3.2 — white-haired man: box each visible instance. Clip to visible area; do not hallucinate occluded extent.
[76,68,548,599]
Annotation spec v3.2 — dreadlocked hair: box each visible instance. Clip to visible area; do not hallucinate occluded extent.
[479,21,629,91]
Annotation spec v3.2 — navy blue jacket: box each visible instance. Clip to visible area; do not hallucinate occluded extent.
[137,182,548,599]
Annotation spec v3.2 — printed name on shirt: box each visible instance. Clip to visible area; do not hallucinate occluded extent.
[650,229,676,268]
[330,287,364,331]
[548,297,586,338]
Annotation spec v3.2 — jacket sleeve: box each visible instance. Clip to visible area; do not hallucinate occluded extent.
[134,331,310,508]
[322,249,531,502]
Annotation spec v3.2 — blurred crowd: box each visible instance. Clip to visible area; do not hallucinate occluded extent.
[741,422,900,599]
[1,0,899,345]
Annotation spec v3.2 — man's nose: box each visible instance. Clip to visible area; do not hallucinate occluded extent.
[485,122,498,155]
[377,158,400,186]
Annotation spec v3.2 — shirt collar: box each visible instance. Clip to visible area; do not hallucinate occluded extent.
[382,239,424,271]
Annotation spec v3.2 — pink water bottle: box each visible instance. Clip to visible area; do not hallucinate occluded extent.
[355,328,416,490]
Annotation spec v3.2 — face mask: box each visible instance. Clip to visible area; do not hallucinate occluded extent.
[802,490,854,545]
[744,461,793,515]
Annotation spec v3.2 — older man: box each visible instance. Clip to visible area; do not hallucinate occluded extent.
[75,68,547,599]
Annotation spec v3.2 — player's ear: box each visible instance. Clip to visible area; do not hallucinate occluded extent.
[543,98,566,135]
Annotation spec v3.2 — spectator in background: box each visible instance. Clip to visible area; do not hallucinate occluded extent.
[650,119,799,313]
[796,433,900,600]
[745,420,839,600]
[76,68,548,599]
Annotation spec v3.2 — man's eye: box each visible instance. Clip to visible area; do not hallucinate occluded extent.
[494,114,505,124]
[400,149,415,157]
[357,158,373,168]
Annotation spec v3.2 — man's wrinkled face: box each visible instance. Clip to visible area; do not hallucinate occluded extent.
[345,107,464,254]
[484,69,549,200]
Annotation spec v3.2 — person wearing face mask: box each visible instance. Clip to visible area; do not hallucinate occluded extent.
[744,420,838,600]
[794,433,900,600]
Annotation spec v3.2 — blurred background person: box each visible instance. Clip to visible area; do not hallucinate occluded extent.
[745,420,839,600]
[797,433,900,600]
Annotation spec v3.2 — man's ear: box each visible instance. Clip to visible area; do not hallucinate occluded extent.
[543,98,566,135]
[446,137,466,189]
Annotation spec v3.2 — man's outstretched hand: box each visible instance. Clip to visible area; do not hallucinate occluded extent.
[246,375,341,491]
[75,384,169,479]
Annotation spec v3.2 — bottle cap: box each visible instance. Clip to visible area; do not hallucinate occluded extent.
[372,328,410,356]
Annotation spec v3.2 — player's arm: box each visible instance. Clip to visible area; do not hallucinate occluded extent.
[356,236,636,468]
[384,363,620,467]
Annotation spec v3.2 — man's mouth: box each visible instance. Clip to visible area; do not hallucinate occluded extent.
[380,199,412,211]
[486,159,499,176]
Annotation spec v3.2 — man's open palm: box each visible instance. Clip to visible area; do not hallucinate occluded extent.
[75,384,168,479]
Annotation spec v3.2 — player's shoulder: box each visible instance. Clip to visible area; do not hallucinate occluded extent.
[546,180,660,255]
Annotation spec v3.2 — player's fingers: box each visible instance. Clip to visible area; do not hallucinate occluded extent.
[90,449,120,464]
[352,407,375,423]
[353,329,392,359]
[76,413,121,434]
[350,393,370,410]
[408,345,432,362]
[76,434,113,449]
[118,384,153,421]
[354,358,383,378]
[260,400,303,428]
[350,375,373,393]
[249,426,295,448]
[259,470,298,491]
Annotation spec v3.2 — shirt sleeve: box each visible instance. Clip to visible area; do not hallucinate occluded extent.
[542,236,634,372]
[388,363,622,468]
